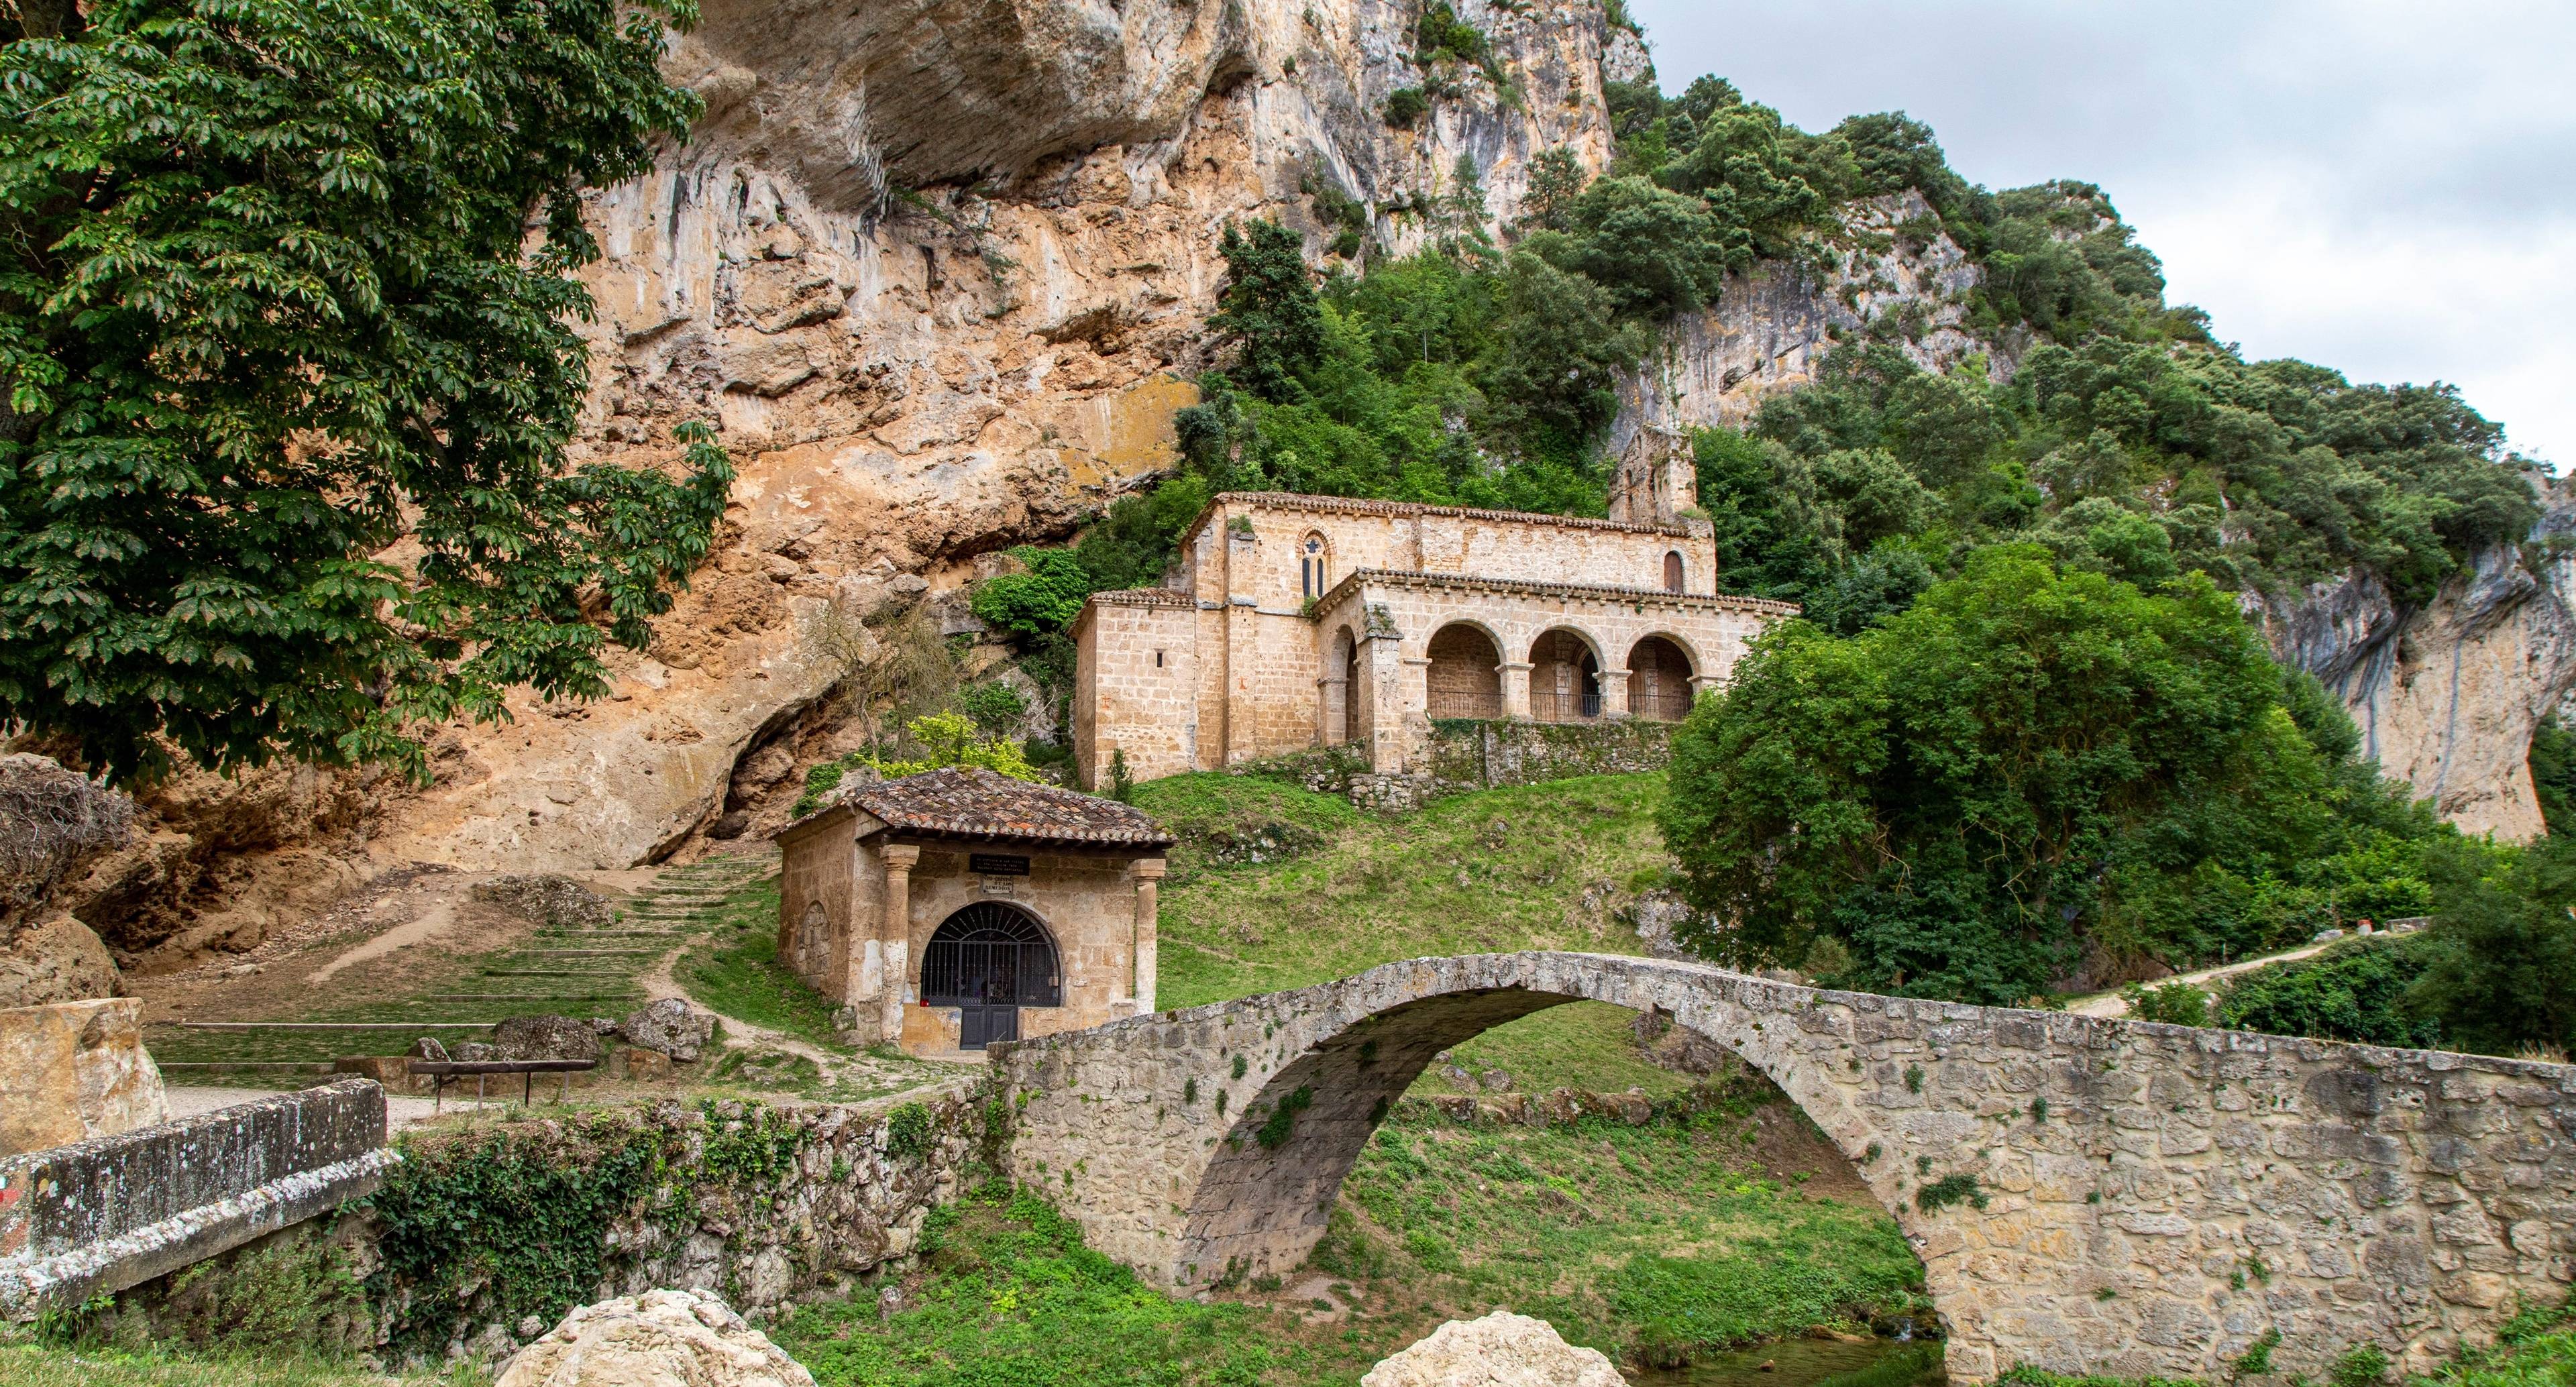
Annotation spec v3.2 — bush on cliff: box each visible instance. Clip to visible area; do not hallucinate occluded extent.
[0,0,725,785]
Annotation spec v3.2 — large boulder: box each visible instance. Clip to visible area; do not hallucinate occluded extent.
[1360,1311,1625,1387]
[619,997,715,1062]
[496,1288,813,1387]
[0,754,136,1007]
[0,997,168,1157]
[492,1013,603,1063]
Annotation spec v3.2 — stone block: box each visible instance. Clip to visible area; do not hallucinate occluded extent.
[333,1055,410,1084]
[0,997,166,1158]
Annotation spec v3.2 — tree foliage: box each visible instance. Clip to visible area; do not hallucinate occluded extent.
[2218,937,2440,1049]
[1659,548,2443,1002]
[0,0,723,784]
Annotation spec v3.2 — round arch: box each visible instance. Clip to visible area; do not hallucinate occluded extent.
[922,901,1062,1050]
[1626,634,1699,722]
[1424,622,1503,721]
[1527,627,1603,722]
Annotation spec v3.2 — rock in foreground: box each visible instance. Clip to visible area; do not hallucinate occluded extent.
[496,1288,813,1387]
[1360,1311,1625,1387]
[619,997,715,1062]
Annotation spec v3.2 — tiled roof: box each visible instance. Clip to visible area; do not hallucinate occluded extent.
[1180,491,1705,546]
[1311,568,1803,617]
[849,768,1173,848]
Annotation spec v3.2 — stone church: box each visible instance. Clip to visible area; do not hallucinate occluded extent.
[1071,441,1799,789]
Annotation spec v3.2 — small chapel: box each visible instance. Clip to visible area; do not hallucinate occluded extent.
[1070,439,1801,789]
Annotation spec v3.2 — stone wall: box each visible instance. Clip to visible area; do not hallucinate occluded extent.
[1425,719,1679,792]
[355,1084,986,1363]
[996,951,2576,1385]
[1,1078,392,1313]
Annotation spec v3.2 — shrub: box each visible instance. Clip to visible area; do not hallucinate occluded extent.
[2219,937,2437,1048]
[2122,980,2211,1028]
[1383,86,1428,127]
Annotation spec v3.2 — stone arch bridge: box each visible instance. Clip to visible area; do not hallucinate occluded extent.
[994,952,2576,1384]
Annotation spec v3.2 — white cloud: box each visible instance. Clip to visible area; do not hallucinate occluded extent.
[1627,0,2576,465]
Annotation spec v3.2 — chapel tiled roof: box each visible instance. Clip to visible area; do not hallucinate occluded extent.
[1181,491,1706,545]
[847,767,1173,848]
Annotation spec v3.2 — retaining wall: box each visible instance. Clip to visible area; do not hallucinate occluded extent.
[0,1078,393,1313]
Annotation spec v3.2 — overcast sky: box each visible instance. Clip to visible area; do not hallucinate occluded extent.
[1629,1,2576,469]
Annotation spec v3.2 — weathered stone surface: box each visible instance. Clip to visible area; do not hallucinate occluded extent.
[0,997,166,1157]
[1000,952,2576,1384]
[496,1288,814,1387]
[492,1015,604,1062]
[0,755,136,1006]
[619,998,716,1062]
[1360,1310,1624,1387]
[0,1078,391,1313]
[471,875,612,930]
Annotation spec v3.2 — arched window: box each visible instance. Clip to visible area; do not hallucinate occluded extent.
[1664,551,1684,593]
[920,901,1061,1049]
[1301,533,1330,601]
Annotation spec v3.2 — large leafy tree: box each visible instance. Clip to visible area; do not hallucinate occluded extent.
[0,0,727,785]
[1658,547,2383,1003]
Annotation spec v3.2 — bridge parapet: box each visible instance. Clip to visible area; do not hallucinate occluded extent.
[994,951,2576,1384]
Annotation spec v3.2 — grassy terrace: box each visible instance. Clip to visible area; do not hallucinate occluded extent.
[145,854,773,1076]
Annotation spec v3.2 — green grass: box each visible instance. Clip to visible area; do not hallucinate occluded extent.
[1152,770,1694,1099]
[680,876,854,1054]
[774,1186,1299,1386]
[0,1345,482,1387]
[1318,1104,1925,1367]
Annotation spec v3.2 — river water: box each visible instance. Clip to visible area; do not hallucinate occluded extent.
[1628,1335,1945,1387]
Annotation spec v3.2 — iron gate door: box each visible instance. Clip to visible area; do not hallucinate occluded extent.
[921,902,1061,1050]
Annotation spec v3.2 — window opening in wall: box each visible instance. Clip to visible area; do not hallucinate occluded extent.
[1155,650,1165,668]
[1664,551,1684,593]
[1301,533,1329,601]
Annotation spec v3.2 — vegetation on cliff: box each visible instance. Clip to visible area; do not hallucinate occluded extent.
[1659,547,2448,1003]
[0,0,726,785]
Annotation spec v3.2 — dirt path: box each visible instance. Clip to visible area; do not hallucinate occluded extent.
[2065,933,2407,1017]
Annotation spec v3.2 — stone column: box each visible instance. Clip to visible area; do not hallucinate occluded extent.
[1598,667,1633,720]
[878,842,919,1046]
[1498,661,1534,720]
[1130,857,1166,1013]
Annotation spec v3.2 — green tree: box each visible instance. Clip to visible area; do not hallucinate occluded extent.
[0,0,720,784]
[2408,836,2576,1056]
[1210,220,1325,402]
[2218,938,2439,1048]
[1659,548,2345,1002]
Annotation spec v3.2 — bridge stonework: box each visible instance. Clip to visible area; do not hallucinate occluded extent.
[994,952,2576,1383]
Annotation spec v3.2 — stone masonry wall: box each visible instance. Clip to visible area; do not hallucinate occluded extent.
[363,1084,983,1364]
[996,952,2576,1385]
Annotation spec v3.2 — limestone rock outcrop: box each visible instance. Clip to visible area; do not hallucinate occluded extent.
[619,998,716,1062]
[494,1288,814,1387]
[1360,1311,1625,1387]
[2242,476,2576,840]
[0,754,134,1005]
[0,997,168,1157]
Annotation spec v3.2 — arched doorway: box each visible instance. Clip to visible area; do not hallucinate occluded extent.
[1528,630,1600,723]
[1326,627,1356,746]
[1627,636,1695,722]
[1424,624,1501,720]
[920,901,1061,1049]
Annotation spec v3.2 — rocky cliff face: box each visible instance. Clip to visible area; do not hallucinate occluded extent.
[372,0,1621,882]
[46,0,2575,981]
[2243,480,2576,841]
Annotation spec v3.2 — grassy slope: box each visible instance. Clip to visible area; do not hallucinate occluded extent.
[1140,771,1690,1097]
[0,1345,480,1387]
